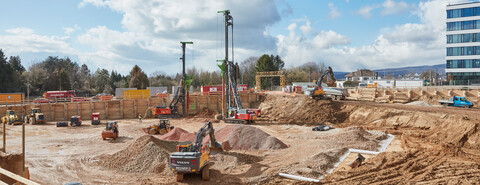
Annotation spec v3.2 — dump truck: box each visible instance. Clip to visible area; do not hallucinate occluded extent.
[142,119,174,135]
[169,121,222,182]
[2,110,24,125]
[102,121,119,140]
[24,108,45,125]
[439,96,473,108]
[323,87,348,100]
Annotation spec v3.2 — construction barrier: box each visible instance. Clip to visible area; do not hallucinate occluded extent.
[0,93,261,121]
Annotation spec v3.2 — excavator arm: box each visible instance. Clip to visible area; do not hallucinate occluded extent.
[316,66,336,87]
[192,121,222,152]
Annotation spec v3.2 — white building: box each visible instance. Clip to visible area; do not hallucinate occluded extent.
[446,2,480,85]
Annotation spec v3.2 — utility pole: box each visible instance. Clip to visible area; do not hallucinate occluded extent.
[180,41,193,116]
[218,9,233,118]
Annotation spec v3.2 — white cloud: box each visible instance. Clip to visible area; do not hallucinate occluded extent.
[356,5,377,18]
[381,0,415,16]
[328,3,341,19]
[276,0,457,72]
[300,20,311,34]
[0,28,76,54]
[62,25,81,34]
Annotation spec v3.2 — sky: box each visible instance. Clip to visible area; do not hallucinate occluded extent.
[0,0,464,75]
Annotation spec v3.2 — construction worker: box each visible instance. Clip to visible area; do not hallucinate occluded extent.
[138,113,142,123]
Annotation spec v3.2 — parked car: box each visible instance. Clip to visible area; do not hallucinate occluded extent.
[33,98,55,104]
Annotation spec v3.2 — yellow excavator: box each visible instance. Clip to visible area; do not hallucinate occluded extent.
[142,119,174,135]
[2,110,24,125]
[306,66,336,99]
[169,121,222,182]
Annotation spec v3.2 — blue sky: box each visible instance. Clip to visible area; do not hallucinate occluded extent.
[0,0,456,75]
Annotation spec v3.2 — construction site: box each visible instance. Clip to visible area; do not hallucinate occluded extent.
[2,9,480,185]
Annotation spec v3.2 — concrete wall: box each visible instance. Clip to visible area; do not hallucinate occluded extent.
[0,93,261,121]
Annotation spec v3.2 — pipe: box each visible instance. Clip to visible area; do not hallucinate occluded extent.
[349,149,380,155]
[2,121,5,152]
[279,173,320,182]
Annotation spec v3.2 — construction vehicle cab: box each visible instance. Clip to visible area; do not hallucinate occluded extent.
[70,115,82,126]
[169,121,222,182]
[102,121,119,140]
[91,112,101,125]
[24,108,45,125]
[2,110,24,125]
[143,119,174,135]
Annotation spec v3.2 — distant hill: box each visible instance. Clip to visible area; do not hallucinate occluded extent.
[334,64,445,80]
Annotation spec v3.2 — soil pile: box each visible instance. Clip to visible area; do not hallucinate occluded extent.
[406,101,431,106]
[280,148,349,179]
[161,125,288,150]
[212,125,289,150]
[159,127,196,142]
[97,135,178,173]
[193,107,217,118]
[258,94,348,124]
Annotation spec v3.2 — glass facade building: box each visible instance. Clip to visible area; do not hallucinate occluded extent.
[446,2,480,85]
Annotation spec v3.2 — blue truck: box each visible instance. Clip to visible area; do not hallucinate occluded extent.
[438,96,474,108]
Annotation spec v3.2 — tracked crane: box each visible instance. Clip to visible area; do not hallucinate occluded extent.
[218,10,260,124]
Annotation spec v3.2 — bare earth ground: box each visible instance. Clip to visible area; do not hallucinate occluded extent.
[2,94,480,184]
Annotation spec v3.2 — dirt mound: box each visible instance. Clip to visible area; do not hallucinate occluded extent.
[162,125,288,150]
[97,135,178,173]
[193,107,217,118]
[281,148,349,179]
[323,149,480,184]
[406,101,431,106]
[258,94,348,124]
[159,127,196,142]
[211,125,288,150]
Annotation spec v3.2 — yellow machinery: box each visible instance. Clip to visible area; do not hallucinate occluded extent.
[2,110,24,125]
[24,108,45,125]
[306,66,336,99]
[169,121,222,182]
[142,119,174,135]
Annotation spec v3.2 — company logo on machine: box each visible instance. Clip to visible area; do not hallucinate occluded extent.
[210,87,217,92]
[177,161,190,165]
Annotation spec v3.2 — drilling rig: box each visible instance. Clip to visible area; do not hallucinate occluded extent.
[218,10,260,124]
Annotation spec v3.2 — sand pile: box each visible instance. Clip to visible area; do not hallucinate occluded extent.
[97,135,178,173]
[161,125,288,150]
[258,94,348,124]
[213,125,289,150]
[314,126,386,151]
[406,101,431,106]
[193,107,216,118]
[159,127,196,142]
[281,148,349,178]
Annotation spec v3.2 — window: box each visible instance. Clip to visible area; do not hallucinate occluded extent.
[474,60,480,68]
[466,60,473,68]
[463,21,475,30]
[453,9,461,18]
[476,46,480,55]
[458,60,466,68]
[447,60,452,68]
[463,34,473,42]
[447,10,453,18]
[466,46,474,55]
[453,34,462,43]
[463,8,474,17]
[386,81,391,83]
[447,48,453,56]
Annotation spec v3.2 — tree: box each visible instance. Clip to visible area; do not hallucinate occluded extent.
[300,61,326,82]
[240,56,258,88]
[59,68,71,90]
[93,69,110,93]
[421,69,440,85]
[0,49,15,92]
[128,65,149,89]
[255,54,285,90]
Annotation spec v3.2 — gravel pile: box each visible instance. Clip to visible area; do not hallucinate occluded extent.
[406,101,432,107]
[161,125,288,150]
[97,135,178,173]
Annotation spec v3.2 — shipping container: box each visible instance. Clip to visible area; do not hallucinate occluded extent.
[115,88,137,98]
[200,84,248,95]
[123,89,151,99]
[147,86,168,96]
[0,93,24,103]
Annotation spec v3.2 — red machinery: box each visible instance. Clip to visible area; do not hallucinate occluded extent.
[91,112,100,125]
[44,90,75,99]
